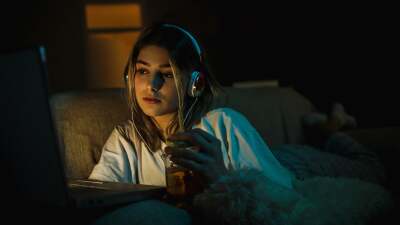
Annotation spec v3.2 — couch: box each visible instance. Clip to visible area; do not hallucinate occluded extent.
[50,86,398,224]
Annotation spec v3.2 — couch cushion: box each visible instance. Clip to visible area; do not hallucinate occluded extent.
[50,89,130,179]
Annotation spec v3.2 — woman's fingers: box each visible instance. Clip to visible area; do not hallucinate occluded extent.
[190,128,219,144]
[170,157,205,173]
[166,147,209,164]
[168,130,208,148]
[188,129,221,155]
[167,128,220,156]
[166,129,227,183]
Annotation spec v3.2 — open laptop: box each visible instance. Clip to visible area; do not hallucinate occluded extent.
[0,46,166,209]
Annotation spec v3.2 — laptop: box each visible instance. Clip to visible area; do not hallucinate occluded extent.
[0,46,166,209]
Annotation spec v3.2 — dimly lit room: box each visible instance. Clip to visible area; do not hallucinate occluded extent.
[1,0,398,224]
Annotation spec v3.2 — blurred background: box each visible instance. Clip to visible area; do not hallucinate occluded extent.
[0,0,397,128]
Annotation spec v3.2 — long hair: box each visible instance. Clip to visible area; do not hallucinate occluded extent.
[125,23,222,152]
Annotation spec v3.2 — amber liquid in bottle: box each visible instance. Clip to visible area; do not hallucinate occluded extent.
[164,141,205,204]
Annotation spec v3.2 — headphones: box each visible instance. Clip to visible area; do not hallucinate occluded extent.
[124,23,206,98]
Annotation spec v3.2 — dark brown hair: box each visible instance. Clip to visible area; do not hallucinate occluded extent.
[125,23,222,152]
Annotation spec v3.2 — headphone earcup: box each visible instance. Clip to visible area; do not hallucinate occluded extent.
[188,71,205,98]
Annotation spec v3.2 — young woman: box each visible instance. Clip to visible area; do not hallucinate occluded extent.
[89,23,388,225]
[89,23,293,190]
[87,22,296,225]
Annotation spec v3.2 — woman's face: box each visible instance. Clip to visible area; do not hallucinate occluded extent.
[134,45,179,126]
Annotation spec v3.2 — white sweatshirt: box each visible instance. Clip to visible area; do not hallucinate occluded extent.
[89,107,294,189]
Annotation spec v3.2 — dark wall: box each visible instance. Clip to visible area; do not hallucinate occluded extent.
[0,0,86,93]
[1,0,397,128]
[206,3,398,128]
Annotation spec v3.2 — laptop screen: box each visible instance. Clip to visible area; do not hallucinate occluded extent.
[0,46,69,206]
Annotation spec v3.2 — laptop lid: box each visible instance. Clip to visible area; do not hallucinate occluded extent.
[0,46,69,207]
[0,46,166,208]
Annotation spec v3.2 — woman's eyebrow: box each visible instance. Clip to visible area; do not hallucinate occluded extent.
[136,60,149,66]
[136,59,170,68]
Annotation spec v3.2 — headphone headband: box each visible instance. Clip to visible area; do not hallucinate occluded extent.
[162,24,202,60]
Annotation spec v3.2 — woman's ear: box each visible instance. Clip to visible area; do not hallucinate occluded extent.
[187,71,205,98]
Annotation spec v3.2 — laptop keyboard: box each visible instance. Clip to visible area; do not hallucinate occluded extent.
[68,180,113,190]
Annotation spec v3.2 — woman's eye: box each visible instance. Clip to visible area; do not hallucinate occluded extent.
[136,68,148,75]
[162,73,174,78]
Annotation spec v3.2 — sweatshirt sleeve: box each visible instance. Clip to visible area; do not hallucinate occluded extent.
[198,108,295,189]
[88,127,138,183]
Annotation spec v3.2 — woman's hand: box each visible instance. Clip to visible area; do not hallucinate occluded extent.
[165,128,228,185]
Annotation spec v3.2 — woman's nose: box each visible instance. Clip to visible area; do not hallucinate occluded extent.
[149,73,165,92]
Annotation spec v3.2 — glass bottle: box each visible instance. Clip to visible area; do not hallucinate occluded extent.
[163,140,204,205]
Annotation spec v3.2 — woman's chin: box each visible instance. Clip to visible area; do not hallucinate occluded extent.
[142,108,176,119]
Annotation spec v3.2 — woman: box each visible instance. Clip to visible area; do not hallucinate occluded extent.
[89,23,294,225]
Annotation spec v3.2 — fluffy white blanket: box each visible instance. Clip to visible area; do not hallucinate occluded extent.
[193,169,393,225]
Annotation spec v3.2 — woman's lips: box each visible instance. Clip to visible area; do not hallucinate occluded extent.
[143,97,161,104]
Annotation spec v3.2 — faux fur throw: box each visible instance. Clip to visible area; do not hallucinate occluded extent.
[193,169,393,225]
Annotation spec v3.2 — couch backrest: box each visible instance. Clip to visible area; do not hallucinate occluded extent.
[50,87,314,179]
[50,89,129,179]
[214,87,314,147]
